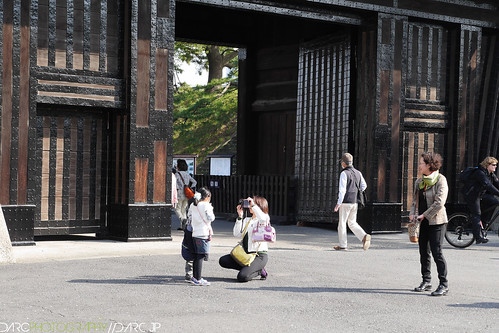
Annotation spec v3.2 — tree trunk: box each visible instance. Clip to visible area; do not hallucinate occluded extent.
[207,46,224,82]
[206,45,238,83]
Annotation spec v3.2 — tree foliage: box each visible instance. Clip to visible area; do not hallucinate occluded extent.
[175,42,238,84]
[173,77,238,167]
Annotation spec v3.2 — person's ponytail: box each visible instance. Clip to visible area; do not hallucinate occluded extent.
[193,186,211,206]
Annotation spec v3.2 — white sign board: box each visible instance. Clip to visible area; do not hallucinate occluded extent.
[210,157,232,176]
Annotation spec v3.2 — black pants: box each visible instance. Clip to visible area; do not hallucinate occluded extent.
[219,253,268,282]
[418,220,448,287]
[193,253,208,280]
[466,194,499,239]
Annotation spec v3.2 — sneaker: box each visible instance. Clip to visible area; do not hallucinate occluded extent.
[476,238,489,244]
[185,274,192,282]
[260,268,268,280]
[363,234,371,251]
[199,278,211,286]
[190,277,210,286]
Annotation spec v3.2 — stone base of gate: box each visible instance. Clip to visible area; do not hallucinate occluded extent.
[2,205,36,246]
[107,203,172,242]
[358,203,402,234]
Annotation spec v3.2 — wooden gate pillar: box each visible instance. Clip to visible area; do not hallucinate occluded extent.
[355,14,407,230]
[356,14,406,203]
[107,0,175,241]
[0,1,36,244]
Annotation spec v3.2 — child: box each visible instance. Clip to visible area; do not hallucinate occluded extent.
[187,187,214,286]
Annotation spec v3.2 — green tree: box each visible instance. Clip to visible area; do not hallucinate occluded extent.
[175,42,238,84]
[173,78,238,168]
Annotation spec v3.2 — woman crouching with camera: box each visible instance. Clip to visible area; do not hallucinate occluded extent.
[219,196,269,282]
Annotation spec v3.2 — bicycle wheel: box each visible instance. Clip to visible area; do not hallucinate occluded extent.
[445,213,475,248]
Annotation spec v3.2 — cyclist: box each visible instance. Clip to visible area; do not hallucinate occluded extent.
[462,156,499,244]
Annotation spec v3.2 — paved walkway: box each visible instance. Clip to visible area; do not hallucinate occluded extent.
[2,217,499,333]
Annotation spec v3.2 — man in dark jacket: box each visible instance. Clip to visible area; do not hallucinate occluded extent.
[463,156,499,244]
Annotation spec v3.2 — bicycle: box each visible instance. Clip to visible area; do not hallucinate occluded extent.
[445,203,499,248]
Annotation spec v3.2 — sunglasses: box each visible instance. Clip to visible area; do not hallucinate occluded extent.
[491,163,498,166]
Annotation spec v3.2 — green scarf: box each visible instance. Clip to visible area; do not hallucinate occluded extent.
[419,170,440,190]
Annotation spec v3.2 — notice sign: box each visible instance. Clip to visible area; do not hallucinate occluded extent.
[209,157,232,176]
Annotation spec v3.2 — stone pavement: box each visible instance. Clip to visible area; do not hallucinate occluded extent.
[1,217,499,333]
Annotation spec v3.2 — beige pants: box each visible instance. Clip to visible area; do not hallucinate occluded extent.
[338,203,366,248]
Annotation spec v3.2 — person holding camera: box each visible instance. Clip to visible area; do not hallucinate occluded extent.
[187,187,215,286]
[219,196,269,282]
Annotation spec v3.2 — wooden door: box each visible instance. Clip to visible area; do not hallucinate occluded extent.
[35,108,108,235]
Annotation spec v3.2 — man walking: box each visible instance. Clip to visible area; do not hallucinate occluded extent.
[333,153,371,251]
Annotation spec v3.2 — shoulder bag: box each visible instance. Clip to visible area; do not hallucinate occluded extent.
[350,169,367,209]
[230,219,258,266]
[178,172,195,199]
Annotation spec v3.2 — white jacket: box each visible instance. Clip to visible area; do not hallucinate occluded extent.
[233,205,269,253]
[188,201,215,239]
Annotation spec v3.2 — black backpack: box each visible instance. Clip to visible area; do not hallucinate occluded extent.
[458,167,479,196]
[458,167,477,183]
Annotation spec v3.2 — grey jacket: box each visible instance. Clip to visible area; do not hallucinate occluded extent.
[410,174,449,225]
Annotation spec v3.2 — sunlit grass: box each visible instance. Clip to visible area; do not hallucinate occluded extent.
[173,78,238,166]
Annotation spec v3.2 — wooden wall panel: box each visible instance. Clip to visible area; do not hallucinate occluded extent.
[153,141,167,203]
[155,48,168,111]
[136,39,151,127]
[35,0,124,108]
[135,158,148,203]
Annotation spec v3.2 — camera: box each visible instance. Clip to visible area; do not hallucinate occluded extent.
[243,199,250,209]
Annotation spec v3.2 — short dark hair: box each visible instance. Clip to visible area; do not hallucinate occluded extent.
[177,159,188,171]
[421,152,443,171]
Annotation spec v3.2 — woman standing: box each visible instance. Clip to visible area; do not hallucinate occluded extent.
[175,159,197,230]
[188,187,214,286]
[219,196,269,282]
[409,152,449,296]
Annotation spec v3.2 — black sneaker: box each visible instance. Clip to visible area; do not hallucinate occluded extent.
[476,238,489,244]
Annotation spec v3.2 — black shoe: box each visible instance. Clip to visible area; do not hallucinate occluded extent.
[476,238,489,244]
[431,285,449,296]
[414,282,432,292]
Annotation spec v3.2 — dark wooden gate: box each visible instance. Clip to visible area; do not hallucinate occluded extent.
[295,36,352,222]
[35,108,108,236]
